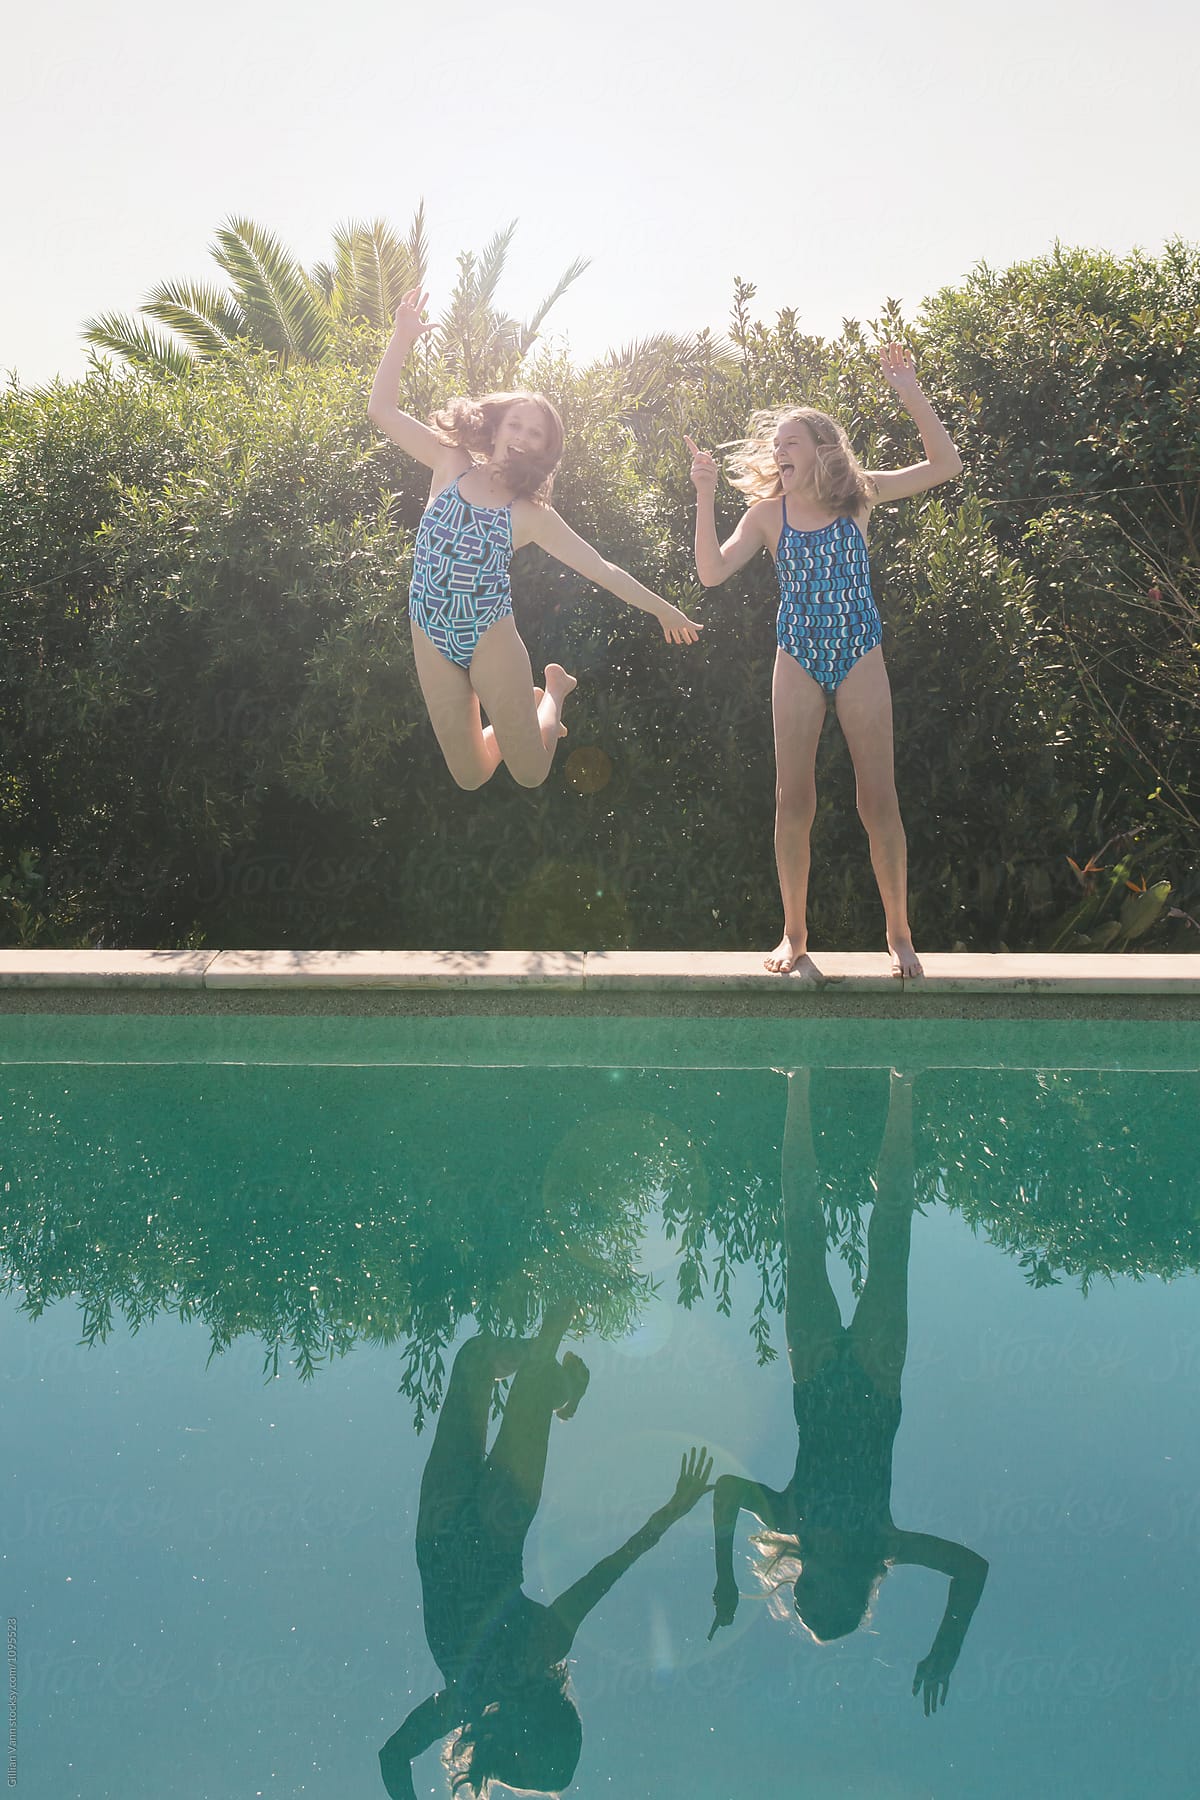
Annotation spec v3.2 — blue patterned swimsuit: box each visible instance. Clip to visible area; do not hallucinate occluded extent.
[409,476,514,668]
[775,504,882,693]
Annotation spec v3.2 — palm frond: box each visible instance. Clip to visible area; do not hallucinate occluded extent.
[310,259,338,306]
[404,199,429,290]
[323,214,428,329]
[440,250,477,332]
[517,256,590,355]
[211,216,330,363]
[603,331,737,398]
[474,222,518,316]
[356,218,418,329]
[81,311,195,376]
[143,281,245,358]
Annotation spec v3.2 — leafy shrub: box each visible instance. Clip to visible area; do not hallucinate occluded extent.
[3,245,1196,950]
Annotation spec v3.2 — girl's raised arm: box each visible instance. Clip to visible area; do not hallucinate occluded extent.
[549,1448,714,1645]
[867,345,963,505]
[522,505,702,644]
[890,1529,989,1714]
[685,436,772,585]
[378,1688,457,1798]
[367,289,446,469]
[709,1473,783,1638]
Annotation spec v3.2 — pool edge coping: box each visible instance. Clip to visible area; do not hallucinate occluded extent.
[1,948,1200,995]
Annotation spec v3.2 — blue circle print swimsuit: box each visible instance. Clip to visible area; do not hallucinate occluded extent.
[775,503,883,694]
[408,476,514,669]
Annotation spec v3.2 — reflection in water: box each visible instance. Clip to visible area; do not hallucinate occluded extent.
[380,1308,712,1799]
[709,1070,988,1713]
[2,1035,1199,1794]
[3,1059,1198,1401]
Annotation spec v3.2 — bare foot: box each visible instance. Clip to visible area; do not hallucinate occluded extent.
[533,687,567,739]
[888,938,924,979]
[544,664,577,708]
[764,936,823,980]
[555,1350,590,1421]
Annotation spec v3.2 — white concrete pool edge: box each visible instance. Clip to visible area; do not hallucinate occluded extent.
[2,948,1200,993]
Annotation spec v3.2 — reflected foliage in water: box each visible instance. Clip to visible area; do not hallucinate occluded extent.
[1,1062,1196,1411]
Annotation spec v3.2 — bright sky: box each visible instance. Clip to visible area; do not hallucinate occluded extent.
[4,0,1198,387]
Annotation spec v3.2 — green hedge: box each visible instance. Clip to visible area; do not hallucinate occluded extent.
[2,245,1197,952]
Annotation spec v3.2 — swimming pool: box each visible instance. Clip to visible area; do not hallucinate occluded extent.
[2,1012,1197,1798]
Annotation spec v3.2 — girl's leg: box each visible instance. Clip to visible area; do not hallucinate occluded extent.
[411,624,505,790]
[417,1333,525,1541]
[846,1071,917,1399]
[478,1303,584,1547]
[781,1070,844,1384]
[833,648,922,978]
[766,651,827,977]
[469,618,576,790]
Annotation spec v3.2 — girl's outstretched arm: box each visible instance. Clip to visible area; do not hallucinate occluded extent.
[890,1530,989,1714]
[685,436,772,585]
[367,288,445,469]
[521,505,702,643]
[709,1474,783,1638]
[548,1448,714,1645]
[867,345,964,504]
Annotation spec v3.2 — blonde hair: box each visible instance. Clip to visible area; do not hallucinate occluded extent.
[431,390,564,504]
[726,406,875,515]
[750,1530,888,1644]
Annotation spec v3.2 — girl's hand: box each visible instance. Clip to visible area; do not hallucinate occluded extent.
[392,287,434,342]
[654,598,703,645]
[684,435,719,497]
[912,1644,957,1715]
[879,342,923,401]
[708,1575,739,1639]
[665,1446,715,1518]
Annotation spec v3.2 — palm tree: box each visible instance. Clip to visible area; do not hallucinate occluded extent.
[595,330,738,442]
[83,208,587,383]
[309,211,431,332]
[436,222,589,392]
[84,214,358,373]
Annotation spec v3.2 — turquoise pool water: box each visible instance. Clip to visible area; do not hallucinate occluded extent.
[2,1016,1198,1799]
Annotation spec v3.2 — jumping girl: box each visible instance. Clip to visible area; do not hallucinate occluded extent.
[708,1070,988,1714]
[686,346,962,978]
[370,290,701,790]
[379,1308,712,1798]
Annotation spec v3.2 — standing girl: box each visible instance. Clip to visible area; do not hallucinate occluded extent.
[370,290,701,791]
[686,347,962,977]
[709,1070,988,1712]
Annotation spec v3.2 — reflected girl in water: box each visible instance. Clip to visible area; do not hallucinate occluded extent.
[709,1070,987,1713]
[380,1304,712,1796]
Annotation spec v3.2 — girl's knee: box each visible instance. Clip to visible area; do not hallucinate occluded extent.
[450,763,491,792]
[451,1332,521,1386]
[776,781,817,824]
[447,1335,493,1389]
[507,760,549,790]
[857,788,903,836]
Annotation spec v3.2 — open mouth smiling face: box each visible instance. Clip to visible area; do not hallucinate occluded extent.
[496,402,550,462]
[772,423,817,489]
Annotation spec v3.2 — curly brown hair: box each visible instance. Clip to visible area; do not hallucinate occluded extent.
[441,1669,581,1796]
[431,391,565,504]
